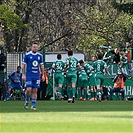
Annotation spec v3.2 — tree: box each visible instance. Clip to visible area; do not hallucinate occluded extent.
[77,2,133,59]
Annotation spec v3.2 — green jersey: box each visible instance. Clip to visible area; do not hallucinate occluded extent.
[78,69,88,80]
[52,60,65,73]
[84,62,94,76]
[93,60,107,74]
[66,56,79,72]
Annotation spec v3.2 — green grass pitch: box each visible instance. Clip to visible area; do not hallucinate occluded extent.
[0,100,133,133]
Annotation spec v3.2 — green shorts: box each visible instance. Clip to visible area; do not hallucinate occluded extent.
[88,74,96,86]
[95,73,105,85]
[77,78,88,87]
[66,71,77,85]
[63,75,67,87]
[54,73,64,85]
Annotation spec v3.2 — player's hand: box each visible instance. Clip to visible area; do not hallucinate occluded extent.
[41,75,45,82]
[22,74,26,81]
[105,73,109,76]
[14,80,17,82]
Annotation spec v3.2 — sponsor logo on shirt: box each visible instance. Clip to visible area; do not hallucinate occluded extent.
[32,60,38,67]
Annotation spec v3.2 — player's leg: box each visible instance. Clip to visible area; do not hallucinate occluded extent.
[90,86,95,101]
[94,86,97,100]
[89,74,96,100]
[71,74,77,103]
[30,78,40,110]
[17,84,26,99]
[78,87,82,100]
[31,88,37,110]
[120,88,125,100]
[4,82,13,101]
[77,78,82,100]
[24,87,32,109]
[67,83,72,102]
[110,88,118,100]
[66,74,72,102]
[83,87,87,101]
[57,74,64,100]
[95,74,102,102]
[4,88,12,101]
[24,77,32,109]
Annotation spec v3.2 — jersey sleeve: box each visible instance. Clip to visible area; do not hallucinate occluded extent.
[22,54,27,64]
[8,71,15,81]
[104,61,107,68]
[40,54,43,64]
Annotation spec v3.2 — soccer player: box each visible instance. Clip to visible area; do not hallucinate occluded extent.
[65,50,79,103]
[77,66,88,101]
[93,54,108,102]
[52,54,65,100]
[22,42,45,110]
[4,66,25,101]
[79,60,96,101]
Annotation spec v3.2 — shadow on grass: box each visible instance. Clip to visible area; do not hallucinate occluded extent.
[0,100,133,113]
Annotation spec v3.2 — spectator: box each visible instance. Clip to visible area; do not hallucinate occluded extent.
[113,48,120,64]
[125,42,132,62]
[110,71,127,100]
[119,51,128,68]
[37,69,49,100]
[103,46,115,64]
[125,42,133,71]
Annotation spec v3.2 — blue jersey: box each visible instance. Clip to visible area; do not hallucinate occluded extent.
[22,51,43,77]
[8,70,22,83]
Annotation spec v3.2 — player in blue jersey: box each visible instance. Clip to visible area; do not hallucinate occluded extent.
[22,42,45,110]
[4,66,25,101]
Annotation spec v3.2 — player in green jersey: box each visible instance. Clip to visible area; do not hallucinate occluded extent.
[79,60,96,101]
[77,66,88,101]
[65,50,79,103]
[93,54,108,102]
[52,54,65,100]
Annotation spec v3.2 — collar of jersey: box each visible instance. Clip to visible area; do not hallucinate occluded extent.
[30,51,38,55]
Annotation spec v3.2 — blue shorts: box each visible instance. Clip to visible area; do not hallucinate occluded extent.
[8,82,22,90]
[25,76,40,88]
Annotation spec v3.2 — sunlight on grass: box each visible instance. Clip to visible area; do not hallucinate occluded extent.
[0,100,133,133]
[1,111,132,133]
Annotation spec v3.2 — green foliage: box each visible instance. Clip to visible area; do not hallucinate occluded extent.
[0,4,24,30]
[77,2,133,57]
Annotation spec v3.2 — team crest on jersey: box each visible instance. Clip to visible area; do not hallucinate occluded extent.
[38,56,40,60]
[32,60,38,66]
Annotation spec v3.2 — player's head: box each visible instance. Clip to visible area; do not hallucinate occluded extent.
[31,42,39,53]
[17,66,21,72]
[97,54,103,60]
[57,54,62,60]
[79,60,84,66]
[117,70,123,78]
[68,50,73,56]
[92,56,96,62]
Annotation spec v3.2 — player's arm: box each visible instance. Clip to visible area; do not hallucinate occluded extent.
[64,60,69,72]
[40,63,45,81]
[8,71,15,81]
[104,66,109,76]
[52,63,55,70]
[22,63,26,81]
